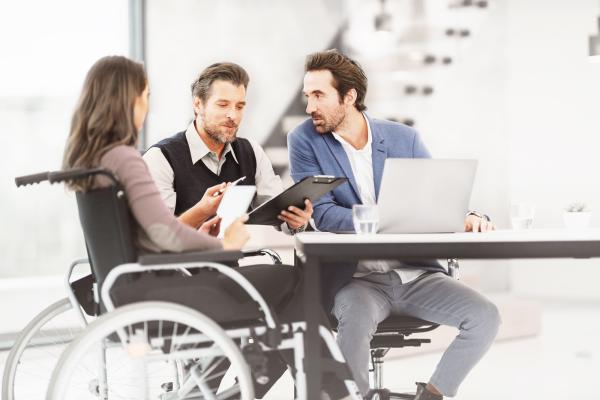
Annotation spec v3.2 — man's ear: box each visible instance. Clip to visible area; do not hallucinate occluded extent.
[344,88,358,107]
[193,96,203,115]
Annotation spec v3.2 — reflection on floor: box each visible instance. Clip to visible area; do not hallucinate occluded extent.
[1,300,598,399]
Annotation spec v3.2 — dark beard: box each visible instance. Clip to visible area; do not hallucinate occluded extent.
[312,109,346,134]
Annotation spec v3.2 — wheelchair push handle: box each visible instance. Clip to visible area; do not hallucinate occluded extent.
[14,171,50,187]
[15,167,119,187]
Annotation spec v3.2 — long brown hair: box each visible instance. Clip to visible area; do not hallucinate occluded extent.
[63,55,147,190]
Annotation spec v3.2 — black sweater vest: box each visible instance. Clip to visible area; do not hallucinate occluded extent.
[152,131,257,216]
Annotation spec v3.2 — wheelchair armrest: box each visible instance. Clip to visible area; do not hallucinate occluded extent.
[101,260,281,333]
[242,248,283,265]
[139,250,244,266]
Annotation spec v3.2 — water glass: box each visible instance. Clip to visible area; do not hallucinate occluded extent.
[352,205,379,234]
[511,203,535,230]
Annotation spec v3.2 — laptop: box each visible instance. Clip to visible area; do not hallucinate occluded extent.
[377,159,477,233]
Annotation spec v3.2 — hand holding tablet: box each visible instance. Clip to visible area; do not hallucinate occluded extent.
[216,185,256,238]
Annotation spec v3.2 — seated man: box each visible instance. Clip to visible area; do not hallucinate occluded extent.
[287,49,501,400]
[144,62,350,398]
[144,61,311,233]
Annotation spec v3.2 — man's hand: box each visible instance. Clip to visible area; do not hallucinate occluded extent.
[196,182,228,216]
[179,182,227,228]
[464,214,496,233]
[199,215,221,237]
[278,199,313,230]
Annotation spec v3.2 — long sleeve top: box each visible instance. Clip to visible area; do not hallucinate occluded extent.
[98,145,223,253]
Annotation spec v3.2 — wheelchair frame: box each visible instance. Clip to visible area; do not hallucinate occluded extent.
[12,168,362,400]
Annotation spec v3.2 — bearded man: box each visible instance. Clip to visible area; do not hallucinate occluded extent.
[287,49,500,400]
[144,62,311,233]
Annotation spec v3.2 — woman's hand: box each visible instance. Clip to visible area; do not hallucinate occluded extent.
[222,214,250,250]
[199,215,221,237]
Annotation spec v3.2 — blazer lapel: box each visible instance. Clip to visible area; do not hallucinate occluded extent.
[370,118,387,201]
[322,134,362,201]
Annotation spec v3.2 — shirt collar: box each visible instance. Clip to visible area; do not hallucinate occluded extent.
[332,113,372,152]
[185,122,238,164]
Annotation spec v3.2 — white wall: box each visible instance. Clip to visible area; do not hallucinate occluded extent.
[144,0,344,147]
[418,1,512,292]
[342,0,600,297]
[506,0,600,299]
[0,0,129,278]
[348,1,512,292]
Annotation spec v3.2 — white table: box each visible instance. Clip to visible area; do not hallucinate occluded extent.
[294,229,600,399]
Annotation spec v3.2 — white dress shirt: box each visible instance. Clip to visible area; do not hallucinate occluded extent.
[332,114,426,284]
[144,123,288,226]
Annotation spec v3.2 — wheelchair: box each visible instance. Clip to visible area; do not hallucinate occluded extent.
[10,168,361,400]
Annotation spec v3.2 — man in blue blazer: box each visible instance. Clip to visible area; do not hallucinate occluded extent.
[288,49,501,400]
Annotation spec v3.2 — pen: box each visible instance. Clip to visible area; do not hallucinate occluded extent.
[213,176,246,197]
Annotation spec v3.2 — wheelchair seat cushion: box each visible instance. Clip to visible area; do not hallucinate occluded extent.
[109,264,300,326]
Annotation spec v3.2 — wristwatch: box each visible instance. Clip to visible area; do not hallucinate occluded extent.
[466,210,491,222]
[289,223,308,235]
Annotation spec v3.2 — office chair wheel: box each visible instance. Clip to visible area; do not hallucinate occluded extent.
[47,301,254,400]
[2,297,88,400]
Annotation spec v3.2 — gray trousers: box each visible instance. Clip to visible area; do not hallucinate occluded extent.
[332,271,501,397]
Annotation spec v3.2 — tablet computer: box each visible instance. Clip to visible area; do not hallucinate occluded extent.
[247,175,348,226]
[216,185,256,238]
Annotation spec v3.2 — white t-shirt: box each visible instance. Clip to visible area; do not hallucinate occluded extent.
[332,114,426,284]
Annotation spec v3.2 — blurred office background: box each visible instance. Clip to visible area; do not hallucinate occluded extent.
[2,0,600,398]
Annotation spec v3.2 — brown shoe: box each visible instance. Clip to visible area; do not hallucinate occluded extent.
[414,382,443,400]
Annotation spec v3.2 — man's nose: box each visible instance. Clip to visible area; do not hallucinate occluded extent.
[305,100,316,115]
[226,107,240,121]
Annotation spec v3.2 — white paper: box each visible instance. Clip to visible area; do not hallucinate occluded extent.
[216,185,256,238]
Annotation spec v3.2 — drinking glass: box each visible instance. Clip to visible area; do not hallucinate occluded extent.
[510,203,535,230]
[352,205,379,234]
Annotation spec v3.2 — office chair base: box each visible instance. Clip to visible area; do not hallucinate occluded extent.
[366,388,415,400]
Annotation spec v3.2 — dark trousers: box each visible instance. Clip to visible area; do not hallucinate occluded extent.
[110,264,349,399]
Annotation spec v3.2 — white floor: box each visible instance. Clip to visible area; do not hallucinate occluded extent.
[2,300,599,399]
[263,299,600,399]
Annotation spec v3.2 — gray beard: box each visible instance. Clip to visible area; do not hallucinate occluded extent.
[204,125,238,145]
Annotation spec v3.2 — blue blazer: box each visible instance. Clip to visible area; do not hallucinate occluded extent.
[288,114,431,232]
[288,114,439,311]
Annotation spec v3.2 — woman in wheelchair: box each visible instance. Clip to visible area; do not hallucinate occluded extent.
[56,55,353,400]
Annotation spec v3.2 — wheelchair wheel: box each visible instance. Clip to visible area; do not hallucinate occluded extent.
[2,298,87,400]
[47,301,254,400]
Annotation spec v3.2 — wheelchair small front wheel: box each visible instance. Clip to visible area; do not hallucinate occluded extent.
[47,301,254,400]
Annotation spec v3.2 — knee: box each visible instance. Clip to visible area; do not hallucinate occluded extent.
[333,295,381,337]
[468,299,502,338]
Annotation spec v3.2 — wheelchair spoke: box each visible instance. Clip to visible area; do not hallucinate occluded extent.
[48,303,254,399]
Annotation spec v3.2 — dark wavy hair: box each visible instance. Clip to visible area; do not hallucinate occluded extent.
[305,49,368,111]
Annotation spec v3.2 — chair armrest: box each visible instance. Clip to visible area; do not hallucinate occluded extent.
[242,248,283,265]
[139,250,244,266]
[447,258,460,280]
